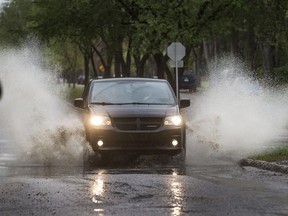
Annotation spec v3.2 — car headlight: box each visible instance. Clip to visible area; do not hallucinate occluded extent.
[164,115,183,126]
[90,115,112,126]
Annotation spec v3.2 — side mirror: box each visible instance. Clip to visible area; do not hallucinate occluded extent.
[74,98,84,108]
[179,99,190,108]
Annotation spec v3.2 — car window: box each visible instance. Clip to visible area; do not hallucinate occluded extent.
[90,81,176,105]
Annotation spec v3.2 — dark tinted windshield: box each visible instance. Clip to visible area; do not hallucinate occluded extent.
[90,80,176,105]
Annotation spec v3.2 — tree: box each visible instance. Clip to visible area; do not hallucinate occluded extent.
[128,0,235,86]
[0,0,32,46]
[1,0,288,86]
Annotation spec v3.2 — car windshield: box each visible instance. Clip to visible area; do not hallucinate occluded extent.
[90,80,176,105]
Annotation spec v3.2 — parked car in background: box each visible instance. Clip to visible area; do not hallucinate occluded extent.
[74,78,190,162]
[179,70,197,92]
[77,75,85,84]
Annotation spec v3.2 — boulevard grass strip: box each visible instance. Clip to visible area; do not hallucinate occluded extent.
[251,146,288,162]
[66,85,85,103]
[239,145,288,174]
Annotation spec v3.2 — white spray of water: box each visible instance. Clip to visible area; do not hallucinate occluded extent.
[185,57,288,164]
[1,48,287,166]
[0,46,86,166]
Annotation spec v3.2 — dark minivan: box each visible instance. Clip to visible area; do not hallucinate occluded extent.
[74,78,190,161]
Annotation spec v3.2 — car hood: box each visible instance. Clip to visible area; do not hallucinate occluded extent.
[89,104,178,118]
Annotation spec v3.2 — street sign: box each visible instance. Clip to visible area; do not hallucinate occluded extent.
[167,42,186,61]
[167,42,186,102]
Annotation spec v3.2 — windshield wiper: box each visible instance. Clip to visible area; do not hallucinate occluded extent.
[91,102,171,105]
[91,102,147,105]
[90,102,117,105]
[114,102,168,105]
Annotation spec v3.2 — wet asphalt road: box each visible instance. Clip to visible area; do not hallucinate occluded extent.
[1,87,288,216]
[0,141,288,216]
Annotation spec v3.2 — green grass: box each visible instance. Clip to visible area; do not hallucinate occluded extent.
[65,85,85,103]
[250,146,288,162]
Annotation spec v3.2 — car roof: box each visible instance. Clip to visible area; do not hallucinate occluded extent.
[91,77,168,83]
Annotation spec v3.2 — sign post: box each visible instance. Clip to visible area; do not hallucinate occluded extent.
[167,42,185,101]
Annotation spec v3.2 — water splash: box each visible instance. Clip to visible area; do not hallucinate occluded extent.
[1,48,287,167]
[0,46,87,166]
[185,56,288,163]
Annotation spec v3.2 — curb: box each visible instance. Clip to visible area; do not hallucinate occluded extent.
[239,159,288,174]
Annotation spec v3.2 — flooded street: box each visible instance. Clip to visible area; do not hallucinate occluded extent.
[1,50,288,215]
[1,137,288,216]
[2,0,288,214]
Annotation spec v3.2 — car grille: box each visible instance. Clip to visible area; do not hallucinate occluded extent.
[112,117,163,131]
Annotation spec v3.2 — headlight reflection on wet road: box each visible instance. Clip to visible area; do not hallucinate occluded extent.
[90,170,105,215]
[170,171,184,216]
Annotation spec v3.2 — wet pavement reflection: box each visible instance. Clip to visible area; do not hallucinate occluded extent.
[1,132,288,215]
[86,163,190,216]
[169,172,184,216]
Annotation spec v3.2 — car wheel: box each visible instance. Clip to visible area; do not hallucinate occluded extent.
[83,144,101,167]
[170,149,186,166]
[178,127,187,164]
[178,149,186,164]
[83,146,94,167]
[193,85,197,92]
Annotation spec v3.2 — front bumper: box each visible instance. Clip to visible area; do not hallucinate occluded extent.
[88,126,185,156]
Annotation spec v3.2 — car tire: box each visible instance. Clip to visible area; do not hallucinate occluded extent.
[82,146,91,167]
[178,149,186,164]
[178,127,187,164]
[83,145,101,167]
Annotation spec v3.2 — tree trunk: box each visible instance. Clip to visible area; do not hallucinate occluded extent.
[154,53,176,93]
[114,52,121,77]
[134,55,141,76]
[247,25,257,72]
[134,53,149,77]
[164,55,174,84]
[92,44,106,71]
[203,39,213,70]
[231,29,241,57]
[261,42,275,84]
[84,54,90,86]
[154,53,165,79]
[139,54,149,77]
[213,36,218,62]
[90,52,98,78]
[192,45,203,87]
[123,36,132,77]
[104,52,113,78]
[72,46,77,88]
